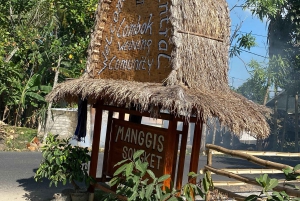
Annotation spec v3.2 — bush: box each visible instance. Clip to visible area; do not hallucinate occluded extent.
[34,134,92,191]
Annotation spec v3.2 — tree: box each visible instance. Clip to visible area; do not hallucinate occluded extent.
[0,0,97,128]
[244,0,300,151]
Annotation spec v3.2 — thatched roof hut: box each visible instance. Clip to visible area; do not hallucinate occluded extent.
[46,0,270,138]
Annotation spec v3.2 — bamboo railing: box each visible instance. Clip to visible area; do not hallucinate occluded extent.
[204,144,300,200]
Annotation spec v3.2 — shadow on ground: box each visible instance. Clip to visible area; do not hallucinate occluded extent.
[16,168,73,201]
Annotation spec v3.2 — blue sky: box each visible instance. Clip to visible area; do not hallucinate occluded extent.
[228,0,269,88]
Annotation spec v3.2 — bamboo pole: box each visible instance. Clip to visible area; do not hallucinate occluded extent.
[213,180,300,186]
[213,187,264,201]
[205,144,298,173]
[204,165,300,198]
[200,168,282,175]
[207,150,300,157]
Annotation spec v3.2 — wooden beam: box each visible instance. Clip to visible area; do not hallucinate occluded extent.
[164,116,178,188]
[88,102,103,193]
[205,144,298,173]
[101,105,198,122]
[189,121,203,183]
[176,123,189,190]
[171,125,180,184]
[101,111,113,180]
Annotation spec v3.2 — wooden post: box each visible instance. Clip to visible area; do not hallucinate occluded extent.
[175,123,189,190]
[189,120,203,183]
[164,116,177,188]
[171,123,180,184]
[88,102,103,193]
[101,110,113,181]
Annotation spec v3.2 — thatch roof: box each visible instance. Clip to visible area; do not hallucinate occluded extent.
[46,78,270,138]
[46,0,271,138]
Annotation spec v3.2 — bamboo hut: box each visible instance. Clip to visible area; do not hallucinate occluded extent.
[46,0,270,193]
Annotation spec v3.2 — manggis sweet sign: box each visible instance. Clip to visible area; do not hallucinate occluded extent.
[95,0,173,83]
[107,119,174,177]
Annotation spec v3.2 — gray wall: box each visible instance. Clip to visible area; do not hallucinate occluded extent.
[43,108,78,139]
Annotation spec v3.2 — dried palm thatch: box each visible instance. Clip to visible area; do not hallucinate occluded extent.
[46,0,271,138]
[46,78,270,138]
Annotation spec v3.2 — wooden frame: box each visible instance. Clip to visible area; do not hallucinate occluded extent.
[88,103,204,194]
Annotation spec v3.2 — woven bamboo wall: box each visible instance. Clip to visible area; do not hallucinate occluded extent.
[88,0,230,88]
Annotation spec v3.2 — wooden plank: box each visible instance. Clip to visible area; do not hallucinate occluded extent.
[189,121,203,184]
[171,125,180,184]
[175,123,189,190]
[101,110,113,181]
[101,105,198,122]
[119,111,125,120]
[107,119,169,177]
[163,116,178,188]
[88,102,103,193]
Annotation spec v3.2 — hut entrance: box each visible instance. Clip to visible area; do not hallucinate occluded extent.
[88,102,204,193]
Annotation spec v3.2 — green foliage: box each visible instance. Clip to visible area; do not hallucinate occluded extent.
[99,150,212,201]
[230,33,257,58]
[243,0,286,20]
[34,134,92,190]
[0,0,97,127]
[235,77,267,104]
[246,165,300,201]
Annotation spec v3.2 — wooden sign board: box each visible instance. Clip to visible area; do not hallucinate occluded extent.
[95,0,173,83]
[107,119,174,177]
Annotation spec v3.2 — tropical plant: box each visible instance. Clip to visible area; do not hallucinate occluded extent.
[14,73,52,126]
[0,0,97,128]
[99,150,213,201]
[34,134,93,191]
[246,164,300,201]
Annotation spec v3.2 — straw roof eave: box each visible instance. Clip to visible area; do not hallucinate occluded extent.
[46,78,270,139]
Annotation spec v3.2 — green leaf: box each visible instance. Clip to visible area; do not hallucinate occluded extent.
[262,173,268,186]
[128,191,138,201]
[125,162,134,178]
[133,150,144,161]
[145,184,154,198]
[110,177,120,187]
[156,185,161,199]
[114,159,128,167]
[147,169,156,180]
[203,177,209,193]
[113,163,127,176]
[158,174,170,183]
[266,178,278,190]
[26,92,45,102]
[140,187,145,199]
[272,191,284,201]
[245,195,259,201]
[135,160,146,174]
[188,172,196,177]
[167,196,178,201]
[56,157,61,165]
[161,193,171,201]
[294,164,300,171]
